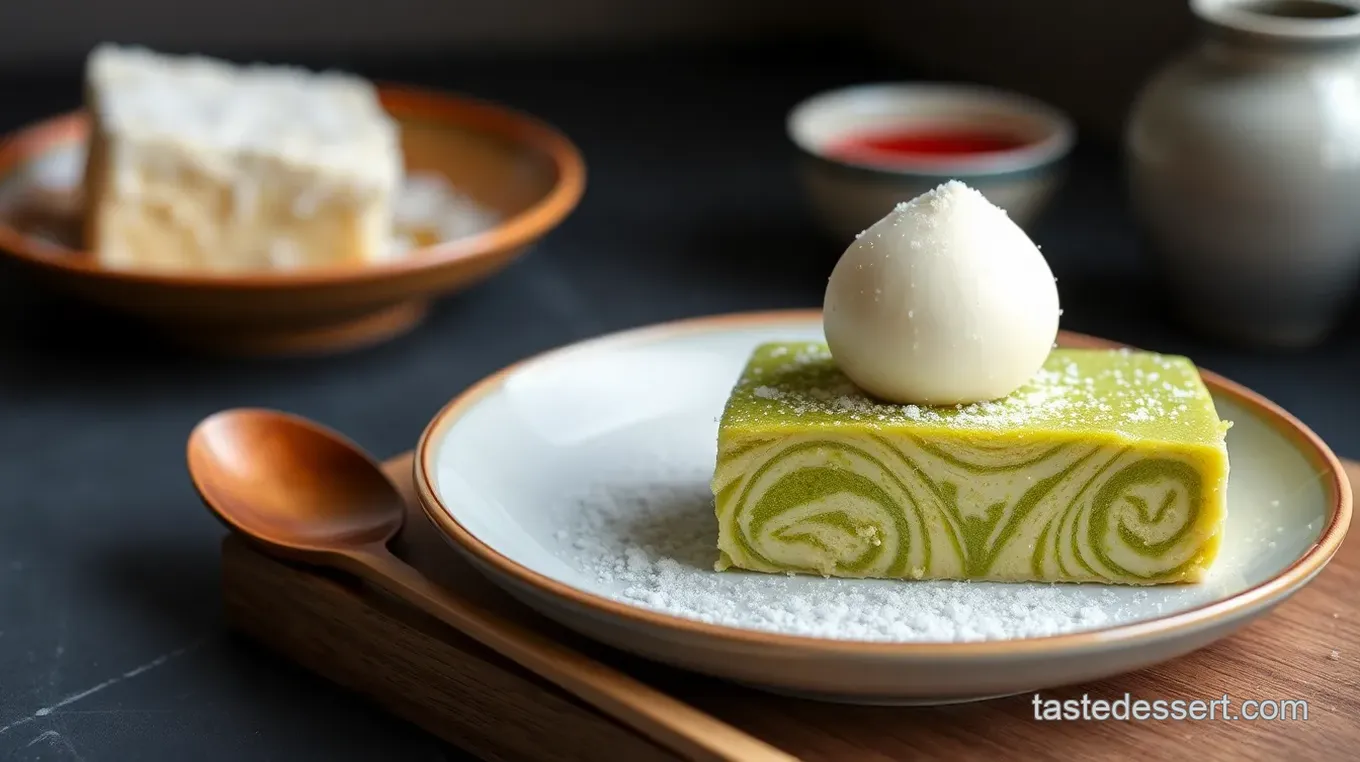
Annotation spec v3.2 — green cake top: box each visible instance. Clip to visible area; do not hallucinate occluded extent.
[720,342,1230,445]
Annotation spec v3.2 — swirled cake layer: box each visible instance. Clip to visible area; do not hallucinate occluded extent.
[712,343,1231,585]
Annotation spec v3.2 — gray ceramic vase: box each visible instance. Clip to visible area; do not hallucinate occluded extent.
[1127,0,1360,347]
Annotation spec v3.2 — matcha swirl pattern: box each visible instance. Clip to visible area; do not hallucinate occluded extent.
[712,434,1225,584]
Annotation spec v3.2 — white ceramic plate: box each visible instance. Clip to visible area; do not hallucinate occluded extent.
[415,310,1350,704]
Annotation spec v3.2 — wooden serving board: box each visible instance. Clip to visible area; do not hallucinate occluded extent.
[222,454,1360,761]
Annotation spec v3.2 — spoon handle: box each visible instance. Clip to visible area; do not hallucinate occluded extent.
[334,546,797,762]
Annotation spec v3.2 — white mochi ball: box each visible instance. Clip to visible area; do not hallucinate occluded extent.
[822,181,1060,406]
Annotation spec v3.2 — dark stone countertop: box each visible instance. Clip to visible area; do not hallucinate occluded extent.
[1,43,1356,761]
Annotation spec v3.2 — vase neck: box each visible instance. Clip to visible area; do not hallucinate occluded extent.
[1193,0,1360,50]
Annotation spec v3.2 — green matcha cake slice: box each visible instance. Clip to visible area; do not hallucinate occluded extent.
[711,342,1232,585]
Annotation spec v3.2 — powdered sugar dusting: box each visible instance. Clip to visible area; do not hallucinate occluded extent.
[386,171,498,256]
[546,458,1225,643]
[721,342,1226,443]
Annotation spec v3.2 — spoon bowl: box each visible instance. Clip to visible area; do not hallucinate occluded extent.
[188,408,403,555]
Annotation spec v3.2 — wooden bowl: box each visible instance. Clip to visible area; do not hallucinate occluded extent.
[0,85,585,355]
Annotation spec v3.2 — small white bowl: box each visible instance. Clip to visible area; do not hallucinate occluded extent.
[787,83,1075,242]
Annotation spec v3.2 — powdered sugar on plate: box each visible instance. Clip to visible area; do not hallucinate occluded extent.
[547,453,1241,644]
[386,170,498,256]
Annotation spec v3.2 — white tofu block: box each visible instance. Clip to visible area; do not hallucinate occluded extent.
[82,44,404,272]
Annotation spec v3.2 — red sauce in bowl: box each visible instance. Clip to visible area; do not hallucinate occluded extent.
[824,127,1033,164]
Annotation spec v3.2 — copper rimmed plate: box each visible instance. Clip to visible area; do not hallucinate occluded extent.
[413,310,1350,704]
[0,86,585,355]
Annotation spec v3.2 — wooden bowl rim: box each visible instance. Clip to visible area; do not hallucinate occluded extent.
[0,83,586,291]
[413,309,1353,660]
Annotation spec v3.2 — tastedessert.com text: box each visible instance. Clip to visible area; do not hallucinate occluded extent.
[1031,693,1308,721]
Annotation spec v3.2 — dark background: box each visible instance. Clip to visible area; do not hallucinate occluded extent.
[1,26,1357,762]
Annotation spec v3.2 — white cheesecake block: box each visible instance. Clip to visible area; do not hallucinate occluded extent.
[82,44,404,272]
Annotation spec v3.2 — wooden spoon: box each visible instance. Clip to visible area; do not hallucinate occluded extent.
[186,408,796,762]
